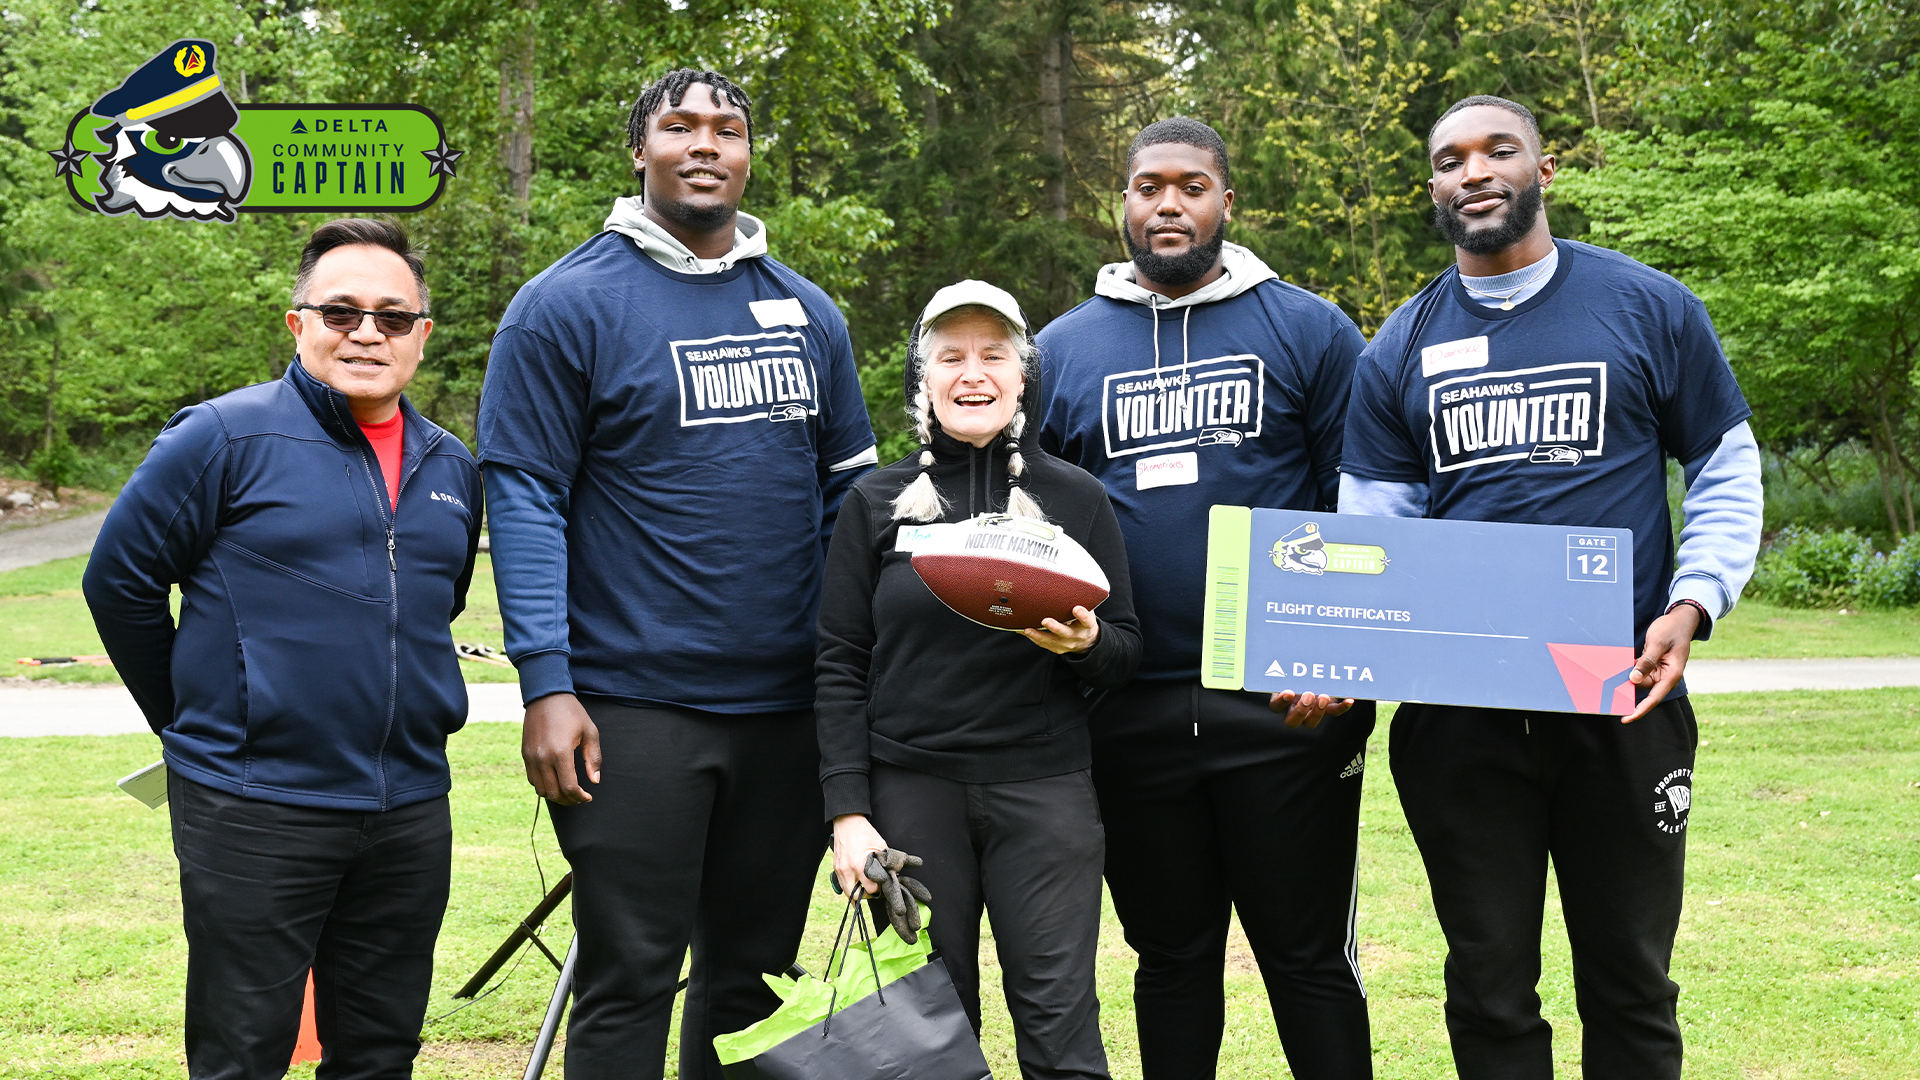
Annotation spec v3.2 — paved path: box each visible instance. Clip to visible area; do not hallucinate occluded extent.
[1681,656,1920,695]
[3,661,1918,737]
[0,682,526,738]
[0,510,109,573]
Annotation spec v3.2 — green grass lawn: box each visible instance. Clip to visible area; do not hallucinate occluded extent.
[1693,600,1920,659]
[2,691,1915,1078]
[0,553,517,685]
[6,554,1914,685]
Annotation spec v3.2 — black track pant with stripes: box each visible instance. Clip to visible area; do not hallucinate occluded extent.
[1390,699,1697,1080]
[1092,681,1376,1080]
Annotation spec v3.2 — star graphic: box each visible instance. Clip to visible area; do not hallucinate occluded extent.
[421,140,464,180]
[48,141,89,178]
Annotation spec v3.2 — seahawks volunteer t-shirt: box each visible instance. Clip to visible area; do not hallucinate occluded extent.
[477,231,874,710]
[1038,280,1364,680]
[1343,239,1751,642]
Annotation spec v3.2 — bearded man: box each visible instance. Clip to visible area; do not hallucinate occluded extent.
[1036,116,1376,1080]
[1341,95,1763,1080]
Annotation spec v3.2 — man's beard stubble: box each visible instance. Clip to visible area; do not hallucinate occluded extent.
[1126,220,1227,287]
[1432,179,1544,256]
[652,194,736,232]
[635,168,738,233]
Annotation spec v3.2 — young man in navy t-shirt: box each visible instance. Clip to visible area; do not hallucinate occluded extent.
[1038,118,1374,1080]
[476,70,876,1080]
[1342,96,1763,1079]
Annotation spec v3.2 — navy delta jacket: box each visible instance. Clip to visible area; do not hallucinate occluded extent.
[84,360,483,811]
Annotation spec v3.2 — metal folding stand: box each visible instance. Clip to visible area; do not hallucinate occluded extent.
[455,872,574,998]
[451,872,574,1079]
[464,867,808,1078]
[522,936,577,1080]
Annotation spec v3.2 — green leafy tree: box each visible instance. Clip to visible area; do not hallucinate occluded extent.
[1555,3,1920,536]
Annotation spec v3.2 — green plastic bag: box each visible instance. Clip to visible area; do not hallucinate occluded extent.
[713,905,932,1066]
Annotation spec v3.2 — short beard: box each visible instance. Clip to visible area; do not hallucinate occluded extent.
[635,170,738,233]
[1125,220,1226,287]
[1432,180,1544,255]
[650,194,736,232]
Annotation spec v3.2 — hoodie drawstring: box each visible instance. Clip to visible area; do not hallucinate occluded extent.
[1150,296,1162,373]
[1150,299,1196,374]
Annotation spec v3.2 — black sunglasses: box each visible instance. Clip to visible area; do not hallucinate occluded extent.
[296,303,428,337]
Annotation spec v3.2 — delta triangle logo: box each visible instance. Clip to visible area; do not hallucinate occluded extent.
[1264,660,1286,677]
[1545,642,1637,714]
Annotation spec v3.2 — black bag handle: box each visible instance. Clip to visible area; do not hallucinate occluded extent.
[822,886,887,1036]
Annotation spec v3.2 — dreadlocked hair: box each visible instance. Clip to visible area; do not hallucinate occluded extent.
[626,69,754,153]
[892,304,1046,523]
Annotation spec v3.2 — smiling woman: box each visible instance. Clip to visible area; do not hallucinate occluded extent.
[815,279,1142,1079]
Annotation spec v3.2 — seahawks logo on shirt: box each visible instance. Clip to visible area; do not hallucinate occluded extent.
[1101,354,1264,459]
[1427,361,1608,473]
[671,330,819,427]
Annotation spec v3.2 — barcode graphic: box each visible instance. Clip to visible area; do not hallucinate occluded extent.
[1209,567,1242,681]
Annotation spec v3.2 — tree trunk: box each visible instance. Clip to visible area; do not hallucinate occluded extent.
[43,337,57,454]
[1573,10,1601,129]
[1879,402,1918,534]
[499,1,537,210]
[1870,428,1903,538]
[1040,27,1070,223]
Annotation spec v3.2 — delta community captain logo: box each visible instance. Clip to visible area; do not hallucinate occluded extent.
[1269,522,1389,576]
[50,39,462,221]
[1654,768,1693,834]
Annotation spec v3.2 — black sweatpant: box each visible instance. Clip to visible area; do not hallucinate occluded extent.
[868,761,1110,1080]
[168,772,451,1080]
[1092,682,1375,1080]
[550,701,826,1080]
[1389,698,1697,1080]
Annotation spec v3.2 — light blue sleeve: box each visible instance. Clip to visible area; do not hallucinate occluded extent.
[1669,421,1763,637]
[1338,473,1428,518]
[481,461,575,705]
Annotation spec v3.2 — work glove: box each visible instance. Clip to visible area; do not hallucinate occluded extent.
[864,848,933,944]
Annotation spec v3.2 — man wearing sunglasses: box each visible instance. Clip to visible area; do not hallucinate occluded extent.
[85,218,482,1079]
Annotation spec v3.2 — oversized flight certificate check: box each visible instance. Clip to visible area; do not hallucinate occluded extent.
[1202,506,1639,714]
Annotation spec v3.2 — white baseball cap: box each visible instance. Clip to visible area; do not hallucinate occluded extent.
[918,279,1027,334]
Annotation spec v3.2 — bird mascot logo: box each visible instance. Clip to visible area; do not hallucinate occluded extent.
[55,39,252,221]
[51,40,462,220]
[1271,522,1330,576]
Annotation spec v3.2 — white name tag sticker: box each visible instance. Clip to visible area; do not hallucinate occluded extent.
[1421,335,1489,377]
[749,298,809,328]
[1136,452,1199,490]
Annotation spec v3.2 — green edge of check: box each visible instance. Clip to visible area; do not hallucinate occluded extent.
[1202,504,1252,690]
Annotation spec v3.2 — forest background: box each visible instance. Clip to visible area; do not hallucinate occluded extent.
[1,0,1916,554]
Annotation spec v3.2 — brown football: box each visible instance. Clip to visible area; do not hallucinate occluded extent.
[907,514,1110,631]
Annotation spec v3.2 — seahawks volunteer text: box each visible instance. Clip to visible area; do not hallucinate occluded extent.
[1101,355,1264,458]
[1427,362,1608,472]
[672,331,819,426]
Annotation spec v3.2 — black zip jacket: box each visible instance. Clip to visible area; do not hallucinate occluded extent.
[83,360,482,811]
[815,429,1141,819]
